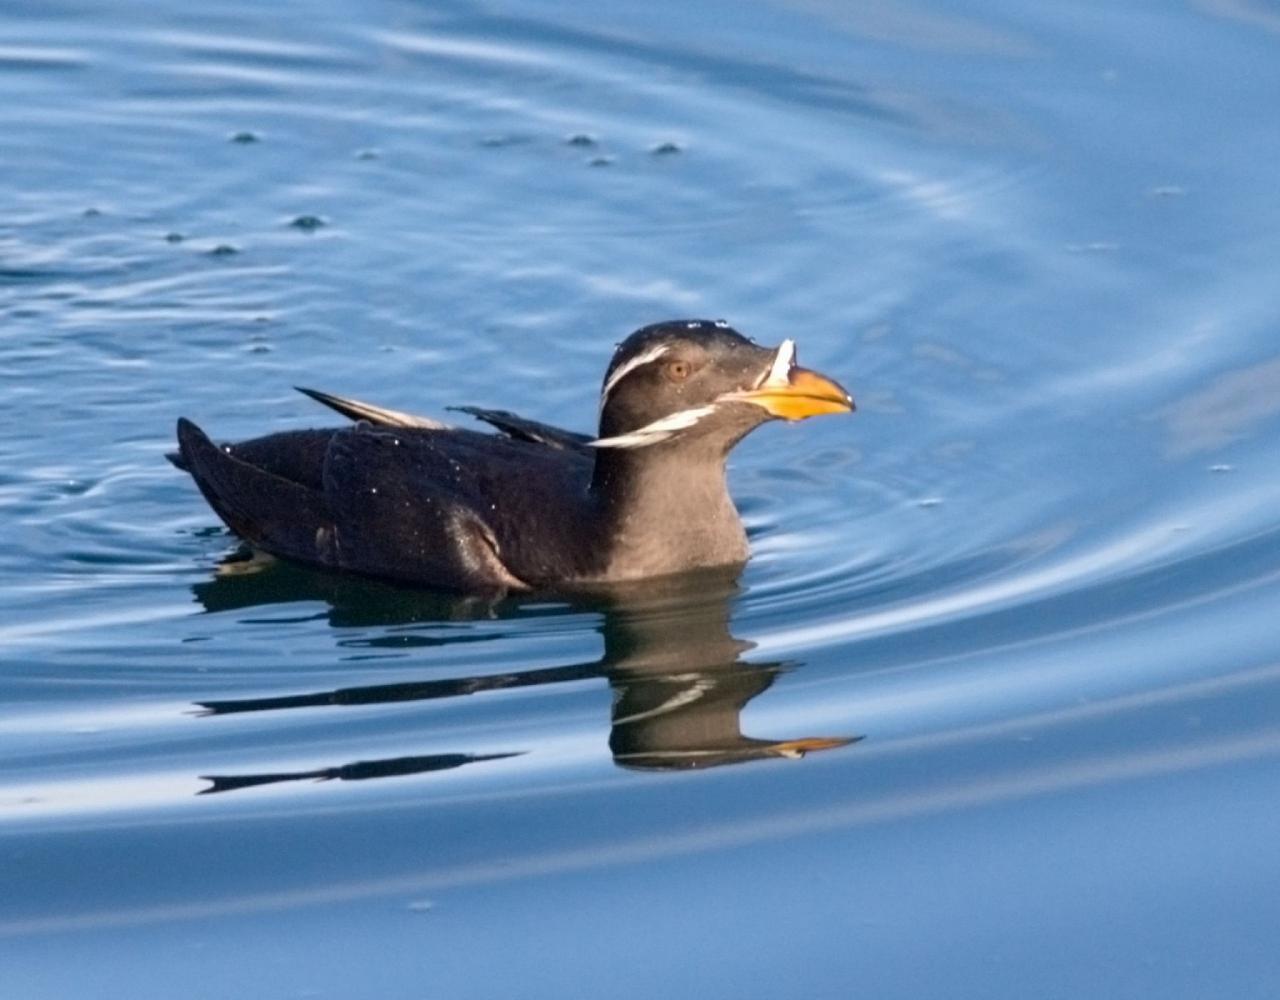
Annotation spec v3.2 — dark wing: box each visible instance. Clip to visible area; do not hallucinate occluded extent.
[293,387,448,429]
[166,424,338,475]
[318,425,532,592]
[448,406,593,452]
[176,419,338,563]
[293,387,591,452]
[319,423,598,584]
[175,418,568,593]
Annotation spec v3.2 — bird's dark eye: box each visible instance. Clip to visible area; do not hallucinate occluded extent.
[665,360,691,382]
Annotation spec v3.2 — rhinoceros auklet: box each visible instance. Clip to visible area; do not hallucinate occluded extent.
[173,320,853,594]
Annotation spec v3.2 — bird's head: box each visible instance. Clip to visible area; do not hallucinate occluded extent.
[593,320,853,451]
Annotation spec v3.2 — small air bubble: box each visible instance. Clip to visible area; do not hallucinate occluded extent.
[481,134,529,148]
[289,214,326,232]
[406,900,435,913]
[1209,464,1233,473]
[916,497,943,508]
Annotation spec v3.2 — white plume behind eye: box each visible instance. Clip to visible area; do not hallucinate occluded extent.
[600,344,669,412]
[590,405,716,449]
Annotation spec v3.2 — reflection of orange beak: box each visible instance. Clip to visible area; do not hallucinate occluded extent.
[770,736,859,759]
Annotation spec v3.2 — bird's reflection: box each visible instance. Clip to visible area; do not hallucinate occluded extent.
[199,752,519,795]
[192,557,856,794]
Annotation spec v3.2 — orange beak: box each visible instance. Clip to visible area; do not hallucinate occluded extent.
[722,339,854,420]
[733,366,855,420]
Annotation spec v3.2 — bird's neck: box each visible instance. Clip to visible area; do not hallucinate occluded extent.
[589,444,748,580]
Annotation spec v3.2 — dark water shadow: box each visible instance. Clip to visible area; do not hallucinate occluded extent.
[191,563,858,794]
[199,752,521,795]
[192,557,520,629]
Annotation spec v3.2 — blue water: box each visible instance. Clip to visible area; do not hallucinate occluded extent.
[4,0,1280,996]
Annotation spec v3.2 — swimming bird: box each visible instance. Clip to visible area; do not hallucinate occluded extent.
[173,320,853,594]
